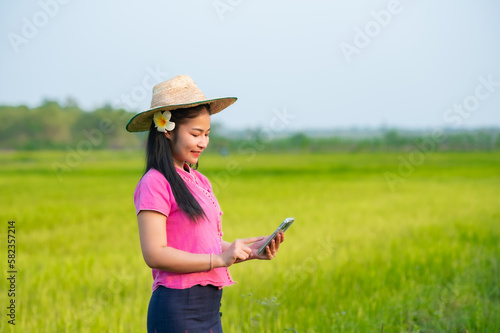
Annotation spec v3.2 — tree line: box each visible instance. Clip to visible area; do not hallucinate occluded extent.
[0,101,498,152]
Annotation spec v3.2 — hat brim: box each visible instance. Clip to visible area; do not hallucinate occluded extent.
[126,97,237,132]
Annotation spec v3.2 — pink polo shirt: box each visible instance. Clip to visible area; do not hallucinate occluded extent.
[134,166,234,290]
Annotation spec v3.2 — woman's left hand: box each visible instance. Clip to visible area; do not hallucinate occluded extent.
[249,231,285,260]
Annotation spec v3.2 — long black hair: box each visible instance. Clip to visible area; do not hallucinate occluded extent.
[145,104,210,222]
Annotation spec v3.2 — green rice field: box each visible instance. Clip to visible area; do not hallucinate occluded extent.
[1,150,499,332]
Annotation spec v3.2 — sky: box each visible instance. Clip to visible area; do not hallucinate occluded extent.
[1,0,500,131]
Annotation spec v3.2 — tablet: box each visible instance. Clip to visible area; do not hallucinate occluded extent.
[257,217,294,255]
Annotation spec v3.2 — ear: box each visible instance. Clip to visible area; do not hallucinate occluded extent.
[164,130,173,140]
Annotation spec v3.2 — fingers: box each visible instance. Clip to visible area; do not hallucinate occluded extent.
[241,236,266,244]
[265,232,284,259]
[232,239,253,261]
[231,232,285,262]
[274,232,284,247]
[264,239,276,258]
[265,244,275,259]
[237,246,252,260]
[234,239,253,254]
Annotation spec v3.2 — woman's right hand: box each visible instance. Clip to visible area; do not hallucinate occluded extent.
[215,237,262,267]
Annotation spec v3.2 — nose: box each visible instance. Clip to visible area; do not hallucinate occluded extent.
[198,135,208,149]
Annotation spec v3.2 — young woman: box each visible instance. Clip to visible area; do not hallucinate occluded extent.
[126,75,285,333]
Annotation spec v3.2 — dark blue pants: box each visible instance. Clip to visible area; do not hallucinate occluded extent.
[147,285,223,333]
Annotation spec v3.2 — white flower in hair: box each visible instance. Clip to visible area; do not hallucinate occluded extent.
[153,111,175,132]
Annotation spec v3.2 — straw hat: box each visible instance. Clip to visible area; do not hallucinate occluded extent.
[126,75,237,132]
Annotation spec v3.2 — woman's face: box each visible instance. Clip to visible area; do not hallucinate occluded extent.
[165,110,211,168]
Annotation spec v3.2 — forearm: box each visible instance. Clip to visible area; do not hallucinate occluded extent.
[145,246,225,273]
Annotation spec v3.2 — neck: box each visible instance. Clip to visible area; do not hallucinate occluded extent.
[175,161,190,172]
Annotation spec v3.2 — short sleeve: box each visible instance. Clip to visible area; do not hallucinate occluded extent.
[134,169,172,217]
